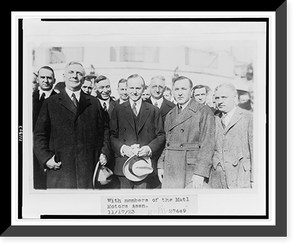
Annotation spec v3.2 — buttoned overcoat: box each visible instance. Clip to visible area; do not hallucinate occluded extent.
[34,89,111,189]
[158,99,216,188]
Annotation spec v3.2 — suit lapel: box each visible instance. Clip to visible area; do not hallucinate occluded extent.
[137,102,150,134]
[224,107,243,133]
[123,102,135,130]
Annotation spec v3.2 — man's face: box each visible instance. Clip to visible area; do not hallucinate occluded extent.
[64,64,85,91]
[127,77,144,102]
[95,79,111,100]
[193,87,207,104]
[141,88,151,101]
[37,68,55,91]
[214,86,237,114]
[81,80,93,95]
[163,90,172,101]
[118,82,129,101]
[173,79,192,105]
[150,78,165,100]
[239,94,249,104]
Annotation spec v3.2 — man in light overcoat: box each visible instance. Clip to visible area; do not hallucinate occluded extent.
[210,83,253,189]
[157,76,215,189]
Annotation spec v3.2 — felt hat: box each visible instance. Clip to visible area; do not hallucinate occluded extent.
[92,161,113,188]
[123,155,153,182]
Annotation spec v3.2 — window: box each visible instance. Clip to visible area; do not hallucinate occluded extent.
[185,47,218,69]
[110,46,159,63]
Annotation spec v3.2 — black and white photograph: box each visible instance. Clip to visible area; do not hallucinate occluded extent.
[7,7,288,239]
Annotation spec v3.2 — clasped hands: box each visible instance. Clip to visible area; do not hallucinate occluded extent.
[122,144,151,158]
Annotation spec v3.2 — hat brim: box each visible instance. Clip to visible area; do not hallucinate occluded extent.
[123,155,152,182]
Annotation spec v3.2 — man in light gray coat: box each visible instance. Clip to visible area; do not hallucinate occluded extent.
[210,83,253,189]
[157,76,215,189]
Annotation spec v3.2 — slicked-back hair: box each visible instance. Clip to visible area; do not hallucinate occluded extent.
[127,74,146,88]
[172,76,193,89]
[214,83,238,97]
[117,78,127,88]
[37,65,55,78]
[151,75,166,82]
[64,61,86,76]
[95,75,108,84]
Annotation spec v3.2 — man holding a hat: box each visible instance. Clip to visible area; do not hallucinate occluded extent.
[110,74,166,189]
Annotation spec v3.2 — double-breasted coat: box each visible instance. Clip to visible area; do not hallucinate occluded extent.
[145,98,176,125]
[109,101,166,177]
[210,106,253,189]
[34,89,111,189]
[158,98,216,188]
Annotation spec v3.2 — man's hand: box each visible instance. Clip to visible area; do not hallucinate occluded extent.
[99,153,107,166]
[158,168,164,183]
[122,145,136,158]
[192,174,204,189]
[46,155,61,170]
[137,146,152,157]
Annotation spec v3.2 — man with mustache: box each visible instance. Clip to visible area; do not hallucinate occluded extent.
[210,83,253,189]
[34,61,110,189]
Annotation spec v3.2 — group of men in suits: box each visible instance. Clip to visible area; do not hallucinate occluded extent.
[33,61,253,190]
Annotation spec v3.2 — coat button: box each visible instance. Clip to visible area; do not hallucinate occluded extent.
[168,130,172,134]
[180,144,183,148]
[124,127,126,131]
[180,129,184,133]
[123,139,126,142]
[167,142,170,147]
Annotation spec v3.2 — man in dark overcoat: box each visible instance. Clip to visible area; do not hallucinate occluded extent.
[110,74,166,189]
[34,61,110,189]
[157,76,215,189]
[32,66,57,189]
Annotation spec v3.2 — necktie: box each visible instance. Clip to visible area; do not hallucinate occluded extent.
[178,104,182,114]
[40,92,45,101]
[132,102,138,116]
[71,93,78,108]
[102,102,107,111]
[221,113,227,129]
[154,102,158,108]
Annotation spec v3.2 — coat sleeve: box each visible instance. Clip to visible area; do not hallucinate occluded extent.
[147,108,166,158]
[33,100,54,167]
[98,100,111,160]
[195,106,216,178]
[109,106,123,157]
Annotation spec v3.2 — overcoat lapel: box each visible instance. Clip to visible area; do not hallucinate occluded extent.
[75,92,91,119]
[168,99,197,131]
[137,102,150,134]
[58,89,77,115]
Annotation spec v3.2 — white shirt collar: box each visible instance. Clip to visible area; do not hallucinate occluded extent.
[65,87,81,101]
[38,87,53,99]
[150,97,164,108]
[98,98,110,108]
[179,99,191,110]
[129,98,142,114]
[222,106,237,126]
